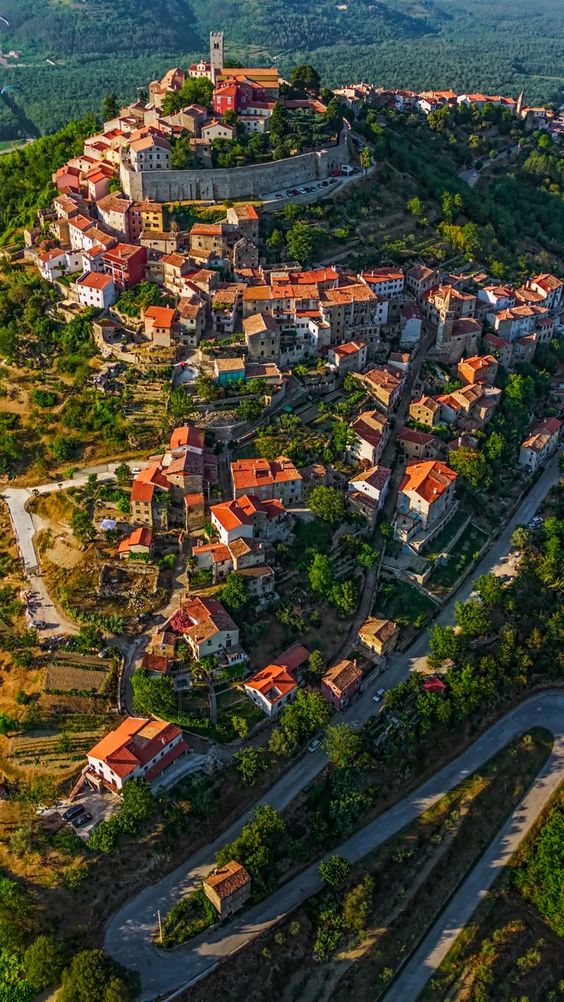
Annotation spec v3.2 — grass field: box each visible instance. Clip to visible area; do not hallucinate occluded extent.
[374,575,437,628]
[428,524,489,594]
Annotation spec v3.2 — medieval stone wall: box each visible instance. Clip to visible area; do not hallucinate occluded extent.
[120,129,352,203]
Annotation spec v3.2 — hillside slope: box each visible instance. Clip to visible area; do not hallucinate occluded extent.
[0,0,562,135]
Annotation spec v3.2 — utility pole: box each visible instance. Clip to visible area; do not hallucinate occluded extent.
[157,909,163,944]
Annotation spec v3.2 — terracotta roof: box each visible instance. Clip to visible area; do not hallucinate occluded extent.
[211,500,252,533]
[243,313,280,336]
[185,492,205,508]
[294,267,339,284]
[204,861,250,898]
[117,527,153,552]
[398,427,436,445]
[273,643,311,672]
[459,355,497,371]
[358,617,399,644]
[170,595,237,642]
[244,663,297,703]
[88,718,182,779]
[170,424,204,451]
[522,417,562,451]
[332,340,366,358]
[141,652,171,673]
[38,248,66,263]
[130,135,171,152]
[323,659,362,692]
[191,223,225,236]
[144,738,189,782]
[401,460,457,503]
[144,305,177,328]
[411,395,440,413]
[352,411,389,449]
[192,542,232,564]
[531,273,563,292]
[323,284,376,304]
[349,465,391,490]
[76,272,113,290]
[231,456,301,492]
[131,464,169,502]
[214,357,245,372]
[227,537,253,559]
[362,366,403,391]
[361,268,404,283]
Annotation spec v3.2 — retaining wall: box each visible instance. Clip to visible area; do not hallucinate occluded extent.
[120,129,352,202]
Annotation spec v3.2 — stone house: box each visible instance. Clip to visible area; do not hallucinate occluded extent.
[358,618,400,656]
[203,861,251,918]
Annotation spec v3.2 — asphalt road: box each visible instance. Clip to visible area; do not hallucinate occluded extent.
[103,454,561,1001]
[384,701,564,1002]
[107,691,564,1001]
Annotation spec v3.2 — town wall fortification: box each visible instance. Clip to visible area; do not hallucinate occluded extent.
[120,129,352,202]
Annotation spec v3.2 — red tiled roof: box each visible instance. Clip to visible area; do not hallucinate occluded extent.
[144,305,176,328]
[203,860,250,898]
[170,424,205,451]
[333,340,366,357]
[141,652,171,673]
[273,643,310,672]
[117,526,153,552]
[244,664,297,703]
[398,427,436,445]
[144,739,189,782]
[323,658,362,693]
[231,456,301,492]
[88,718,182,779]
[401,460,457,503]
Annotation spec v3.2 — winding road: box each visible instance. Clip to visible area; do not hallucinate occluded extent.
[383,704,564,1001]
[2,445,561,1000]
[102,455,561,1000]
[107,691,564,1002]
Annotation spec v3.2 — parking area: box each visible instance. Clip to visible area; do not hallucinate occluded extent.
[39,789,121,841]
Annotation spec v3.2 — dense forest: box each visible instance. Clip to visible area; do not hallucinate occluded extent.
[0,0,562,136]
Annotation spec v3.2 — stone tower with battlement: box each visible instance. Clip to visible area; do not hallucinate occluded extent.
[210,32,224,83]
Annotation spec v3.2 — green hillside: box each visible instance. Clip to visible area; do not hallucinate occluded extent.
[0,0,562,136]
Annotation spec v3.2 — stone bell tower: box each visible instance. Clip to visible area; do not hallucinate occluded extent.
[210,31,224,83]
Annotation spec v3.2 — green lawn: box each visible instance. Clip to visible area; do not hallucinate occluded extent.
[422,510,470,559]
[428,524,489,594]
[373,576,436,628]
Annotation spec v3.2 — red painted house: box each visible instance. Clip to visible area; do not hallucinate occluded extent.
[102,242,147,289]
[213,77,267,116]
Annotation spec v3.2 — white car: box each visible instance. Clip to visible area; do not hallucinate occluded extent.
[307,738,321,753]
[372,688,386,703]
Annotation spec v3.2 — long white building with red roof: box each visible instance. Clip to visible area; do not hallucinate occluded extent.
[85,718,189,792]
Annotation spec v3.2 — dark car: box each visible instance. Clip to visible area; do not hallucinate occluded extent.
[62,804,84,822]
[72,811,92,829]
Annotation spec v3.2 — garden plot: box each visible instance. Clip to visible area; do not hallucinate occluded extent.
[45,663,109,695]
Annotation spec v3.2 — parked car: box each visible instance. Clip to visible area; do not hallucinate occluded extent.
[372,688,386,703]
[72,811,92,829]
[31,620,47,629]
[307,738,321,753]
[62,804,85,822]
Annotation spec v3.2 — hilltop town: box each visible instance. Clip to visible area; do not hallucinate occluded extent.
[0,28,562,1002]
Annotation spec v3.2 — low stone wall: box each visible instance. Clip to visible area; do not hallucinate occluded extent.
[121,129,352,203]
